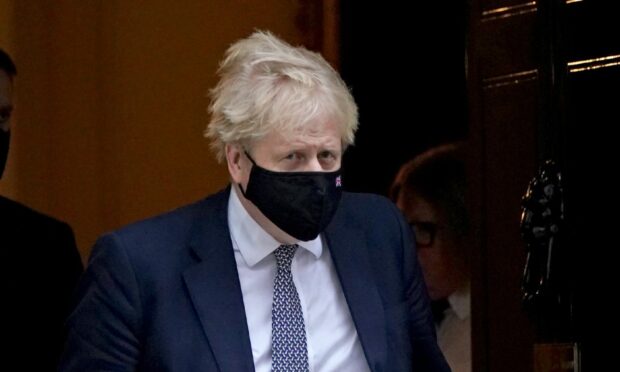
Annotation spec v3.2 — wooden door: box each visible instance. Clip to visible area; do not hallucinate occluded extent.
[468,0,611,370]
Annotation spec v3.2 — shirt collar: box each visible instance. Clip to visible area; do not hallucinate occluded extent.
[228,185,323,267]
[447,282,471,320]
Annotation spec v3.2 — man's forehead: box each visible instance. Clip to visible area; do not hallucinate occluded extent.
[267,120,343,141]
[257,130,342,149]
[402,195,438,220]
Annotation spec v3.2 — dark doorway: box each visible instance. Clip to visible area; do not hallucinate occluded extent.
[339,1,468,195]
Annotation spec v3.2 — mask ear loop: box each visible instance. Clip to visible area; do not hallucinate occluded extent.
[239,149,256,197]
[243,150,257,166]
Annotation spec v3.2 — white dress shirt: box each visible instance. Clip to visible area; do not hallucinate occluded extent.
[227,187,370,372]
[437,284,471,372]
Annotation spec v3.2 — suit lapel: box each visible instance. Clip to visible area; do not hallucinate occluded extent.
[325,219,387,372]
[183,189,255,372]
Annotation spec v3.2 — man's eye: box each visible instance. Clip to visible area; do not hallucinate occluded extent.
[319,151,335,160]
[284,153,303,161]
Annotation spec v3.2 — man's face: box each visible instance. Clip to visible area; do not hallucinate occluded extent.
[397,194,461,301]
[0,70,13,132]
[225,117,343,243]
[233,117,343,188]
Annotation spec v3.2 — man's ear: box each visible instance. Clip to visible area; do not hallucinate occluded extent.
[225,143,245,184]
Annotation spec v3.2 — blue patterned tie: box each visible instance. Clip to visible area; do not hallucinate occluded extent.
[271,244,309,372]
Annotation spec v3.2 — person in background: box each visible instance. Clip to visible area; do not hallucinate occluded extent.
[60,31,450,371]
[391,143,470,372]
[0,48,84,371]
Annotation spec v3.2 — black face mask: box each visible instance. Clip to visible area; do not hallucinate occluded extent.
[0,130,9,179]
[240,151,343,241]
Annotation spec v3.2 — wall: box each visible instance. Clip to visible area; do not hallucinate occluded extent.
[0,0,305,261]
[0,0,15,194]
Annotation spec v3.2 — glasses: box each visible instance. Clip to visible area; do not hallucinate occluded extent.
[409,221,438,247]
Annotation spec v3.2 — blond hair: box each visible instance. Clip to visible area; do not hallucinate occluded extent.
[205,31,358,162]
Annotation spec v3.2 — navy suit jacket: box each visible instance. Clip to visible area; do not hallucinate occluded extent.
[60,188,449,371]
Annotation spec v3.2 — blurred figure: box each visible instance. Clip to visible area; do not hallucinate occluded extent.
[0,48,84,371]
[391,143,470,372]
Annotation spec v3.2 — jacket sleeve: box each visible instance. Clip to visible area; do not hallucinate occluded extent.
[59,233,142,371]
[389,202,452,372]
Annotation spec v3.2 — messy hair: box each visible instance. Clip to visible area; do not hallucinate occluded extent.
[205,31,358,162]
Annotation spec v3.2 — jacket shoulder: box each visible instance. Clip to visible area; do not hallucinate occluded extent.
[0,195,72,231]
[94,188,229,259]
[114,188,228,236]
[334,192,406,240]
[338,192,401,221]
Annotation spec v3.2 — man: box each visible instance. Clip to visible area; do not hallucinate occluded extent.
[60,31,449,371]
[0,49,84,370]
[391,144,470,372]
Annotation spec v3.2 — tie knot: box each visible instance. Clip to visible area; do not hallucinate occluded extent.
[274,244,298,268]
